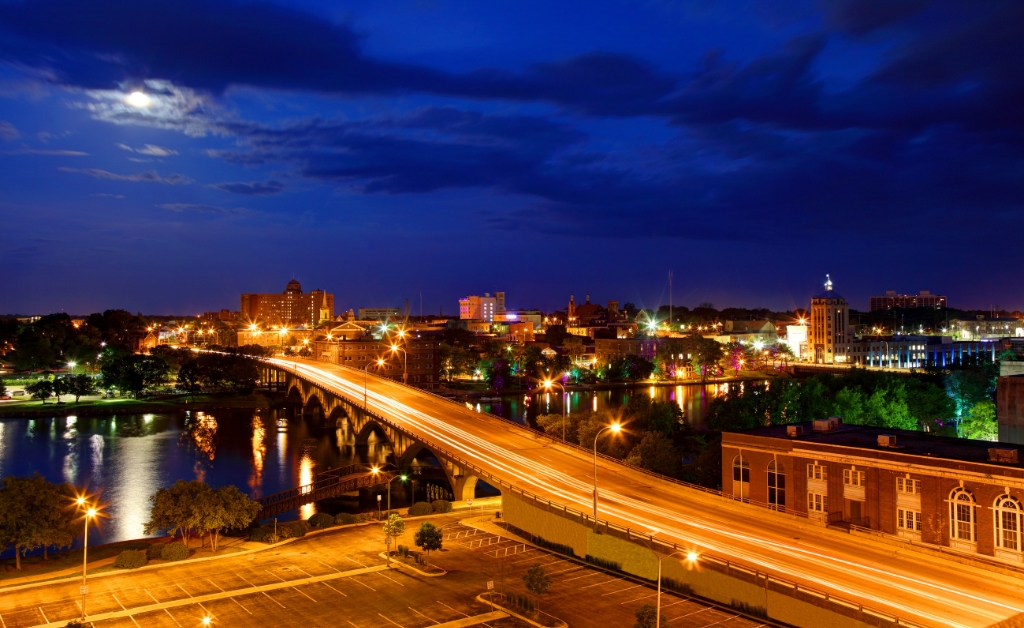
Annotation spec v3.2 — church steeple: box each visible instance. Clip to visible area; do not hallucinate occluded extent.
[568,294,576,324]
[824,274,833,292]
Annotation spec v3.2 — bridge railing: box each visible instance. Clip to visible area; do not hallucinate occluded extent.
[271,360,929,627]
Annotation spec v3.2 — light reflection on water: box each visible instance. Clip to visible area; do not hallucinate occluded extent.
[0,408,384,550]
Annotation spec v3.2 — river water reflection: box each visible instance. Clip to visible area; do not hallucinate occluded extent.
[0,382,728,549]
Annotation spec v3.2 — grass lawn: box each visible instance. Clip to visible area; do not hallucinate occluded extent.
[0,392,272,417]
[0,539,154,583]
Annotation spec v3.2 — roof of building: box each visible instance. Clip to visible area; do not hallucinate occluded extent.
[812,290,845,300]
[725,421,1022,467]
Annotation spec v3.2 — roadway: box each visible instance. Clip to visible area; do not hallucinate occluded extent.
[272,357,1024,628]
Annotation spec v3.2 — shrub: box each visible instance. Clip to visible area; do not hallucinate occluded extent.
[161,542,189,561]
[408,502,433,516]
[504,592,535,613]
[307,513,334,529]
[277,526,292,539]
[356,512,374,523]
[585,555,621,571]
[65,621,86,628]
[113,549,148,569]
[146,543,166,560]
[249,526,276,542]
[289,522,308,538]
[431,499,453,513]
[334,513,357,525]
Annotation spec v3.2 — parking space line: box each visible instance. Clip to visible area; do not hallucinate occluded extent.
[145,589,160,604]
[112,593,127,610]
[164,608,183,626]
[266,569,287,582]
[548,565,582,575]
[351,577,377,592]
[292,586,318,603]
[230,597,253,616]
[376,572,405,586]
[561,571,601,583]
[318,560,341,572]
[408,607,440,624]
[379,613,406,627]
[345,556,367,568]
[292,566,315,578]
[436,601,468,617]
[0,610,6,628]
[206,578,224,592]
[262,591,286,609]
[321,582,348,597]
[668,607,712,623]
[622,592,657,605]
[236,573,257,588]
[581,578,621,589]
[37,608,48,624]
[347,622,361,628]
[701,614,742,627]
[128,614,141,628]
[177,583,193,598]
[602,584,641,596]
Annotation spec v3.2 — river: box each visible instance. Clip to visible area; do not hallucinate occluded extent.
[0,382,727,550]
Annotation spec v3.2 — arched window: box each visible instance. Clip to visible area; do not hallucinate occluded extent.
[732,455,750,502]
[767,460,785,511]
[949,488,976,544]
[994,495,1023,553]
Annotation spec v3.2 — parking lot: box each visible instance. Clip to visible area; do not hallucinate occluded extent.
[0,513,770,628]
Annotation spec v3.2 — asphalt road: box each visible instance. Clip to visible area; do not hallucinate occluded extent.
[273,357,1024,628]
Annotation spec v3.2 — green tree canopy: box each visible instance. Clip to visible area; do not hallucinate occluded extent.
[960,400,997,441]
[634,603,665,628]
[523,563,551,611]
[413,521,442,556]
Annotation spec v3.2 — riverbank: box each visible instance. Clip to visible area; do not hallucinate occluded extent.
[0,391,273,417]
[446,370,775,399]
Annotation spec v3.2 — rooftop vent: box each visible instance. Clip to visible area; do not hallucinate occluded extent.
[786,425,804,437]
[877,434,897,448]
[988,448,1019,464]
[813,417,841,433]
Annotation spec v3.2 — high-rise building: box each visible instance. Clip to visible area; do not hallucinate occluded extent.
[810,275,851,364]
[240,280,334,327]
[869,290,947,311]
[459,293,499,321]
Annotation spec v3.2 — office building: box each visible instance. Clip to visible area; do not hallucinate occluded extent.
[312,332,441,389]
[723,421,1024,564]
[952,316,1024,340]
[240,280,333,328]
[459,293,499,321]
[810,275,852,364]
[358,308,401,321]
[869,291,947,312]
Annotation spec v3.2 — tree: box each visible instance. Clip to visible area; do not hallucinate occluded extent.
[25,379,53,403]
[144,480,211,547]
[564,336,585,364]
[64,375,97,403]
[625,432,681,477]
[634,603,665,628]
[0,379,6,397]
[523,563,551,612]
[383,513,406,553]
[0,475,48,569]
[101,354,170,398]
[214,485,260,549]
[177,360,202,398]
[413,521,442,557]
[35,481,77,559]
[960,400,997,441]
[544,325,568,347]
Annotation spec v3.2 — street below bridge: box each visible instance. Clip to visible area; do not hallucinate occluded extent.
[272,357,1024,628]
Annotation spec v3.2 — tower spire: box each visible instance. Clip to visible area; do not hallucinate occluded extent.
[824,274,833,292]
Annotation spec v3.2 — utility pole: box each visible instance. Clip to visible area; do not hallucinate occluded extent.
[668,270,673,328]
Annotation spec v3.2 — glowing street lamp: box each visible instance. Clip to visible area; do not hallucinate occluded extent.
[656,550,699,627]
[592,423,621,528]
[75,496,100,621]
[364,358,386,409]
[542,379,568,441]
[390,343,408,385]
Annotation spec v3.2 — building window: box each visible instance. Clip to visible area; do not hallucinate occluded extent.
[807,463,827,481]
[767,460,785,511]
[808,492,828,513]
[843,469,865,487]
[732,455,750,502]
[897,477,921,494]
[949,488,977,544]
[898,508,922,532]
[994,495,1023,553]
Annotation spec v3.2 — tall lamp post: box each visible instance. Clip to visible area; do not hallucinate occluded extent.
[592,423,621,528]
[371,466,409,513]
[390,342,408,386]
[656,550,700,627]
[76,497,98,622]
[542,379,568,441]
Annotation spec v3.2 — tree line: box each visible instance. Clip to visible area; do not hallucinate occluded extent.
[144,480,260,551]
[0,475,81,569]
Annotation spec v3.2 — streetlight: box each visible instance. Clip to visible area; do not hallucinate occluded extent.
[656,550,699,627]
[68,361,77,375]
[364,358,386,410]
[542,379,568,441]
[371,466,409,514]
[592,422,621,528]
[76,497,99,621]
[201,615,213,626]
[390,343,408,385]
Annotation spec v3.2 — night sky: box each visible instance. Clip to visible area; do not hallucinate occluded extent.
[1,0,1021,316]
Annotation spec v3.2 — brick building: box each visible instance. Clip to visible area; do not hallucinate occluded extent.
[594,338,659,364]
[240,280,334,327]
[722,421,1024,564]
[869,290,947,312]
[312,332,441,389]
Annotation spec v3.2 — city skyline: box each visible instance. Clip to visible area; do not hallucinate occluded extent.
[2,1,1022,314]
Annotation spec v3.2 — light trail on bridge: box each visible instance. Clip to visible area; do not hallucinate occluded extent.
[271,358,1024,627]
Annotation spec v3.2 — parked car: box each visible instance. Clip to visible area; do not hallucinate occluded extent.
[12,390,25,397]
[0,395,11,401]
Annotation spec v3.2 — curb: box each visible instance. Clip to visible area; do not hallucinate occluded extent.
[377,552,446,577]
[473,593,566,628]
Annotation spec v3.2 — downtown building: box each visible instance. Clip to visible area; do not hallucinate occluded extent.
[869,290,947,312]
[810,275,853,364]
[312,323,440,389]
[723,420,1024,564]
[240,280,334,328]
[459,292,505,322]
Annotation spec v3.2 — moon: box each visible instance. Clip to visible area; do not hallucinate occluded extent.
[126,91,150,107]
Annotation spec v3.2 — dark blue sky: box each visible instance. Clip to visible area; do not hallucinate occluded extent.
[1,0,1021,316]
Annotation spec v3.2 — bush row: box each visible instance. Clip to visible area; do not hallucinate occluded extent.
[114,542,189,569]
